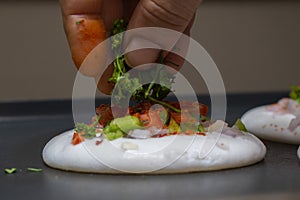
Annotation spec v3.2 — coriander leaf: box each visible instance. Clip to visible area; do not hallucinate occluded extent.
[27,168,43,172]
[198,124,205,132]
[233,119,248,132]
[74,116,101,139]
[4,168,17,174]
[75,123,96,139]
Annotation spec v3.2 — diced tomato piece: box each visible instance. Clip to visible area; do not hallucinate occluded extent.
[96,104,131,126]
[169,101,208,124]
[95,140,103,146]
[169,101,208,117]
[197,132,206,136]
[72,132,85,145]
[96,104,113,126]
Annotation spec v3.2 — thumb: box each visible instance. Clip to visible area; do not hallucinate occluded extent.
[124,0,201,67]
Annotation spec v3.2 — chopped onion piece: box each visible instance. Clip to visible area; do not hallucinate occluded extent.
[128,129,152,139]
[121,142,139,150]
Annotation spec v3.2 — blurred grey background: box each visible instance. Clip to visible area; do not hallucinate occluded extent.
[0,0,299,101]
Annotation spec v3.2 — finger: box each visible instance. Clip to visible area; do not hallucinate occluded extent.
[60,0,122,77]
[96,64,115,95]
[124,0,201,67]
[123,0,140,22]
[163,15,195,72]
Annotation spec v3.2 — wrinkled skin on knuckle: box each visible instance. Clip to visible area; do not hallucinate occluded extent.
[139,0,199,30]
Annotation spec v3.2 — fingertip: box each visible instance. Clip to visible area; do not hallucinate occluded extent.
[95,64,115,95]
[125,49,161,68]
[124,37,161,67]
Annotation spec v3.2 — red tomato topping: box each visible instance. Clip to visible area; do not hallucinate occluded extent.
[95,140,103,146]
[72,132,85,145]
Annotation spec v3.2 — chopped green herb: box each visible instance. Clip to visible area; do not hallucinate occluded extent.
[27,168,43,172]
[198,124,205,132]
[233,119,248,132]
[289,85,300,104]
[76,20,84,25]
[4,168,17,174]
[109,19,179,112]
[75,116,101,139]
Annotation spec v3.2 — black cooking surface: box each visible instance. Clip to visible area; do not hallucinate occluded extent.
[1,92,300,200]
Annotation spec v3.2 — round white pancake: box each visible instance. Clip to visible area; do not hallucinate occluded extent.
[43,129,266,174]
[241,106,300,144]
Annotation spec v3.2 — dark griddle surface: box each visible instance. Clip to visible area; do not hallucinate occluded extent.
[1,93,300,200]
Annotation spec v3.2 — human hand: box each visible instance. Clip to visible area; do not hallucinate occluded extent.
[60,0,201,94]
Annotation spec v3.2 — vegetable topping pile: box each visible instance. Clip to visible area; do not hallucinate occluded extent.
[71,19,248,145]
[72,101,209,144]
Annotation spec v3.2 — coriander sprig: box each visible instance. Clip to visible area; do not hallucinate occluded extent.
[109,19,179,112]
[4,168,17,174]
[75,116,101,139]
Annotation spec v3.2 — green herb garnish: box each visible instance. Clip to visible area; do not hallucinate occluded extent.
[233,118,248,132]
[75,116,101,139]
[76,20,84,25]
[198,124,205,132]
[4,168,17,174]
[289,85,300,104]
[27,168,43,172]
[109,19,178,112]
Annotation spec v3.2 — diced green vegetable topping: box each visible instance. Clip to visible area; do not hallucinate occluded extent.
[233,119,248,132]
[103,115,142,140]
[27,168,43,172]
[289,85,300,104]
[111,116,142,132]
[104,130,124,141]
[168,118,181,133]
[4,168,17,174]
[198,124,205,132]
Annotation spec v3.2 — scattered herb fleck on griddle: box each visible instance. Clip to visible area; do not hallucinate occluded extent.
[4,168,17,174]
[27,168,43,172]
